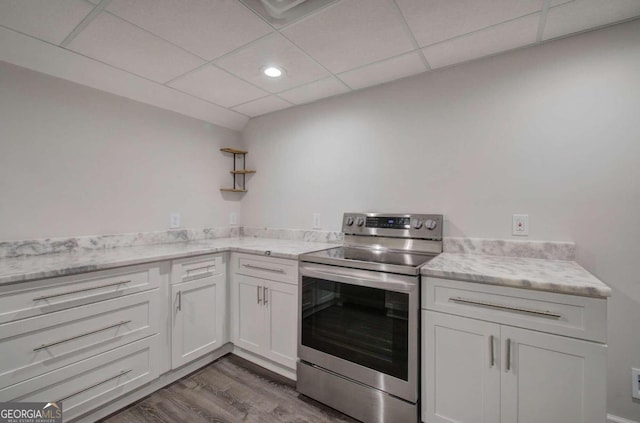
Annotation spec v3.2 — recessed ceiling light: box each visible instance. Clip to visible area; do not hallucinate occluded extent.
[263,66,283,78]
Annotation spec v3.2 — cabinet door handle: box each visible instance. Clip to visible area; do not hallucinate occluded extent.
[177,291,182,311]
[56,369,131,403]
[257,286,262,304]
[489,335,495,367]
[33,280,130,301]
[506,338,512,372]
[263,286,268,306]
[449,297,562,319]
[243,263,285,273]
[34,320,131,351]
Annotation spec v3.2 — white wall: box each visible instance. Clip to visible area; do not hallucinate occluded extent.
[0,61,242,240]
[241,20,640,421]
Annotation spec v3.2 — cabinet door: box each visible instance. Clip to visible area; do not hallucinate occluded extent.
[500,326,607,423]
[171,272,225,369]
[422,311,500,423]
[264,280,298,369]
[232,274,266,355]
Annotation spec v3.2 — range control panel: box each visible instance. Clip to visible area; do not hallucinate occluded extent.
[366,216,410,229]
[342,213,443,240]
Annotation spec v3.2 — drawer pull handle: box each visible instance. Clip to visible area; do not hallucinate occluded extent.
[489,335,495,367]
[506,338,512,372]
[33,320,132,351]
[243,263,285,273]
[186,265,214,277]
[56,369,132,403]
[448,297,562,319]
[33,280,131,301]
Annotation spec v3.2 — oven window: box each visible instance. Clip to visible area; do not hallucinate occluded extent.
[301,276,409,380]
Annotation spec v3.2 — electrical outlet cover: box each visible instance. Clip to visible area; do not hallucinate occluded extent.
[169,212,180,229]
[633,368,640,400]
[312,213,321,229]
[512,214,529,236]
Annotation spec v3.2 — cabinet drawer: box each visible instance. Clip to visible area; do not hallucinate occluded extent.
[423,277,606,343]
[171,254,224,284]
[0,290,158,389]
[0,336,157,422]
[0,263,163,324]
[233,254,297,285]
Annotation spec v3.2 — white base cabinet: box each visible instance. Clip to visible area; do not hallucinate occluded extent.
[1,249,300,421]
[170,254,227,369]
[422,277,607,423]
[0,262,167,422]
[230,253,298,372]
[500,324,606,423]
[423,311,500,423]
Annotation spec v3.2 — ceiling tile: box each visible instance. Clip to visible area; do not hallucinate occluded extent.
[422,13,540,69]
[232,95,292,117]
[281,0,415,73]
[396,0,543,47]
[106,0,273,61]
[278,77,349,105]
[0,0,93,44]
[338,51,427,90]
[543,0,640,40]
[67,12,205,83]
[0,26,248,130]
[215,33,330,93]
[169,65,268,107]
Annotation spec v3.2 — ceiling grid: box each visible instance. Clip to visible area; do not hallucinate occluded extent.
[0,0,638,128]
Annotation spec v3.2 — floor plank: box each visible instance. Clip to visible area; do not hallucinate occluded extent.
[100,355,358,423]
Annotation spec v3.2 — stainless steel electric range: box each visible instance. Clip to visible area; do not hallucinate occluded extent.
[297,212,443,423]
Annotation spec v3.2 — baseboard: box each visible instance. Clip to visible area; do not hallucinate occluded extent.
[231,346,296,381]
[608,414,640,423]
[72,343,233,423]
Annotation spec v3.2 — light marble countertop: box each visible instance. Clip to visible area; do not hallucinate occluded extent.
[422,253,611,298]
[0,236,612,299]
[0,238,337,285]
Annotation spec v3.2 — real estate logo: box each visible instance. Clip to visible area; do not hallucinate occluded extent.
[0,402,63,423]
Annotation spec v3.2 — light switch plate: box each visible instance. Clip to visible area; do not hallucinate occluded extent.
[169,212,180,229]
[229,212,237,225]
[512,214,529,236]
[312,213,322,229]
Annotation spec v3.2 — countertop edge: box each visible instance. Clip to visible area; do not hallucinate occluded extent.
[0,243,336,286]
[421,268,611,299]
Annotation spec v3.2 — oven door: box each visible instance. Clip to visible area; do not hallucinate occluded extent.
[298,262,419,402]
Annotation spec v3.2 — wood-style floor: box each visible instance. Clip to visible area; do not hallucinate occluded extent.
[100,354,358,423]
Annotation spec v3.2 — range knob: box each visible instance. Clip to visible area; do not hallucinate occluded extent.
[425,219,438,230]
[411,219,423,229]
[345,216,354,226]
[356,217,365,227]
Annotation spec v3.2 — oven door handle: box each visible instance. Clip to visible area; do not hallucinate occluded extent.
[300,263,417,293]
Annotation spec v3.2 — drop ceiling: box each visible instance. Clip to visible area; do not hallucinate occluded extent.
[1,0,639,130]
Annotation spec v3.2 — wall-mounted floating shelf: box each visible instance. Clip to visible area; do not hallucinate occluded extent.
[220,148,255,193]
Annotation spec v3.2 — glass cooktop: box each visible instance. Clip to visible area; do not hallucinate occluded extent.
[300,246,436,275]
